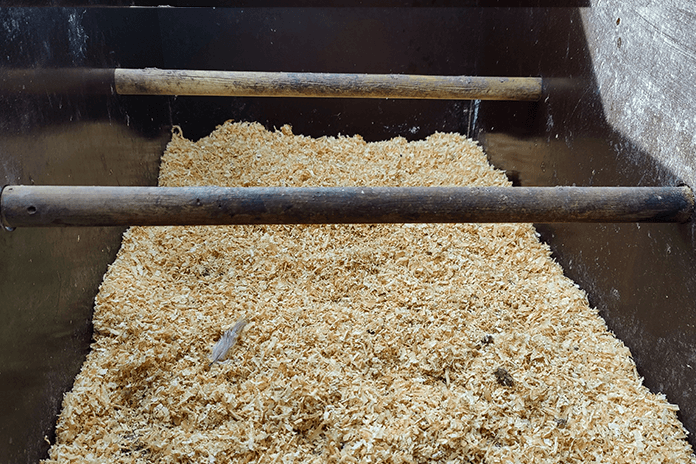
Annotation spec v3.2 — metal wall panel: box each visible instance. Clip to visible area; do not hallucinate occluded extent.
[0,8,171,463]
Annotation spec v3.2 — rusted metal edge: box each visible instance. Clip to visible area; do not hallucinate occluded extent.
[1,186,692,228]
[115,68,543,101]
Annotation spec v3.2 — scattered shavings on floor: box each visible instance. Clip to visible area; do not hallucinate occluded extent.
[44,121,695,464]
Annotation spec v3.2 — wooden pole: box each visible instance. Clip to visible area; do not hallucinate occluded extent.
[114,68,542,101]
[1,186,692,228]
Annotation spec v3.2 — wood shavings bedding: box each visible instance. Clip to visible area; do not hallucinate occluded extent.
[44,121,695,463]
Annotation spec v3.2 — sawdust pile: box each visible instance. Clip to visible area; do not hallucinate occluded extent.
[45,121,695,463]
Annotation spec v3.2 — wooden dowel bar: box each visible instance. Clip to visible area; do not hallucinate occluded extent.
[1,186,692,228]
[115,68,542,101]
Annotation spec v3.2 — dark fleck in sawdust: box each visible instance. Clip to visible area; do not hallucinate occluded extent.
[494,367,514,387]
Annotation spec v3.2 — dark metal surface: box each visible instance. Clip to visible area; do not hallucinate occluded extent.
[3,1,593,7]
[2,5,696,463]
[0,8,171,463]
[157,7,491,141]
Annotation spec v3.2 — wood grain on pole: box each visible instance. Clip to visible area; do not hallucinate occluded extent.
[1,186,692,228]
[114,68,542,101]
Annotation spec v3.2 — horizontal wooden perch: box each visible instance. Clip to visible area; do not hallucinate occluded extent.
[0,68,542,100]
[114,68,542,101]
[1,186,692,228]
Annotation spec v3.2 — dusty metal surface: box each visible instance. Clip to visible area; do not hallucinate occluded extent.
[581,4,696,191]
[0,8,170,463]
[577,3,696,439]
[156,7,487,142]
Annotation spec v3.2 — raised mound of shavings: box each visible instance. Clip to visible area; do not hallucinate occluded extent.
[44,121,695,463]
